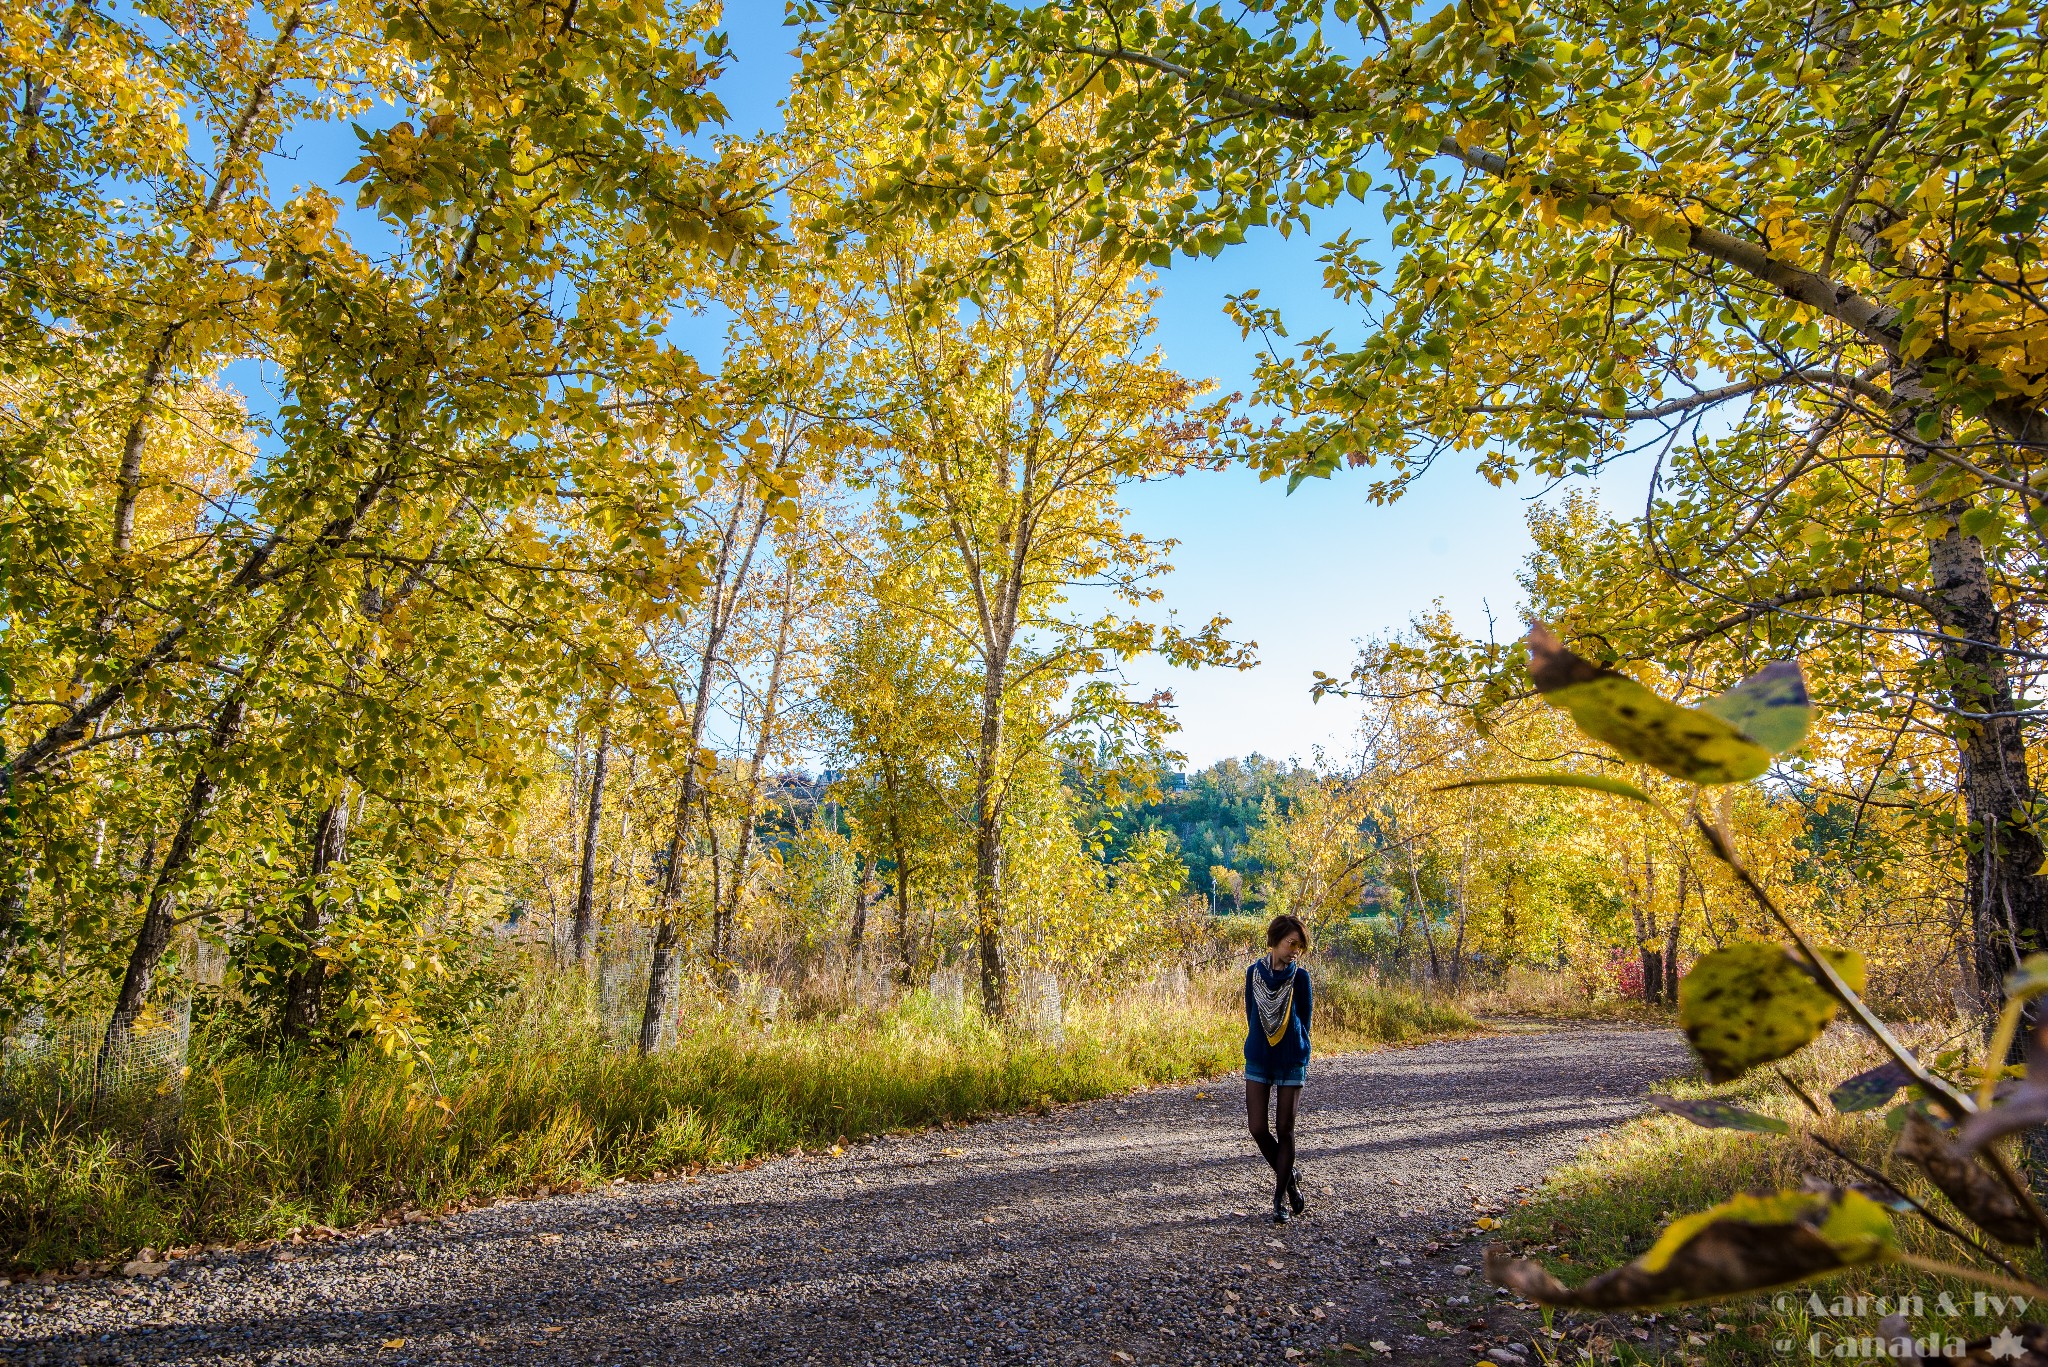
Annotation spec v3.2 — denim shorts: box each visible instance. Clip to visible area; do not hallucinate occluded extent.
[1244,1059,1308,1087]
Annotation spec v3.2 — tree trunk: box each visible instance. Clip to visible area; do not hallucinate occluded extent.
[712,568,797,967]
[103,697,245,1064]
[1406,840,1441,981]
[639,915,682,1056]
[1926,515,2048,1016]
[970,659,1009,1021]
[1663,861,1689,1007]
[638,493,772,1055]
[283,793,348,1039]
[132,830,159,912]
[1448,822,1473,986]
[848,855,872,956]
[108,18,303,559]
[1631,828,1662,1007]
[891,838,914,985]
[604,752,636,923]
[572,726,609,969]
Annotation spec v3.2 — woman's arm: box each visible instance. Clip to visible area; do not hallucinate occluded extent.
[1297,970,1313,1037]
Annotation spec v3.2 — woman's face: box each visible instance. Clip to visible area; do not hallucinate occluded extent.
[1269,932,1303,967]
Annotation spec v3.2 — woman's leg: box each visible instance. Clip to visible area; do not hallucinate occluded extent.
[1245,1080,1280,1173]
[1274,1084,1302,1199]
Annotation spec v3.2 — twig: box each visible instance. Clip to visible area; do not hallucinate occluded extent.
[1704,818,2048,1249]
[1775,1067,1827,1118]
[1698,818,1972,1116]
[1899,1251,2048,1301]
[1775,1071,2038,1285]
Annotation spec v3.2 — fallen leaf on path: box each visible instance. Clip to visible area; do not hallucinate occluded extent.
[380,1340,405,1350]
[1369,1342,1391,1355]
[1267,1258,1283,1269]
[1110,1353,1134,1363]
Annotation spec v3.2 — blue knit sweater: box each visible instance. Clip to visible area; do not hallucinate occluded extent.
[1243,958,1313,1074]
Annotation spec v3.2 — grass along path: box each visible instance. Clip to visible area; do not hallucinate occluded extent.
[0,972,1472,1272]
[5,1026,1685,1367]
[1500,1022,2048,1366]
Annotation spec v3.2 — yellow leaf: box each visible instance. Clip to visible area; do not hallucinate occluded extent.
[1526,625,1773,784]
[1678,942,1864,1082]
[1488,1188,1896,1309]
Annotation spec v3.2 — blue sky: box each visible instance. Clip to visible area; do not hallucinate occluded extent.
[703,7,1654,768]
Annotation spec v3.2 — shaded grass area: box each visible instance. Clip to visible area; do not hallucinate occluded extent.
[0,970,1474,1271]
[1500,1024,2046,1365]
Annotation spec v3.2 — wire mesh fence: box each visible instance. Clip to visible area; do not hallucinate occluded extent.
[928,965,966,1024]
[1020,969,1063,1044]
[597,930,656,1049]
[849,958,897,1012]
[1150,964,1190,1005]
[1,996,193,1153]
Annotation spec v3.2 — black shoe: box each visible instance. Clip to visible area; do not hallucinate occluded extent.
[1286,1169,1306,1216]
[1272,1197,1290,1225]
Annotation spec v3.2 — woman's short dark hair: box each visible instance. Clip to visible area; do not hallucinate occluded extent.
[1266,913,1309,950]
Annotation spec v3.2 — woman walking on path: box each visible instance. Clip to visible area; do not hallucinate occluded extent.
[1245,913,1312,1225]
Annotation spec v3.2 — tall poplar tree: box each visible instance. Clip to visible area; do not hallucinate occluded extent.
[808,0,2048,1005]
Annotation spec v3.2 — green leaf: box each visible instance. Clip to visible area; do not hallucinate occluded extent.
[1696,660,1810,755]
[1486,1188,1896,1309]
[1525,625,1772,784]
[1434,772,1657,803]
[2003,952,2048,999]
[1829,1060,1912,1113]
[1678,942,1866,1083]
[1650,1096,1791,1134]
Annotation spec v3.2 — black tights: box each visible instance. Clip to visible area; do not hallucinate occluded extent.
[1246,1081,1300,1194]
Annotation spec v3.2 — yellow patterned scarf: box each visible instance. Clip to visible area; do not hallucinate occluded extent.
[1251,959,1296,1046]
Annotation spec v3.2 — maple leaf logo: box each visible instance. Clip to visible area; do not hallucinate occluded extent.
[1986,1327,2027,1361]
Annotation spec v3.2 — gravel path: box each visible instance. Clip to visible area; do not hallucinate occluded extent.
[3,1027,1690,1367]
